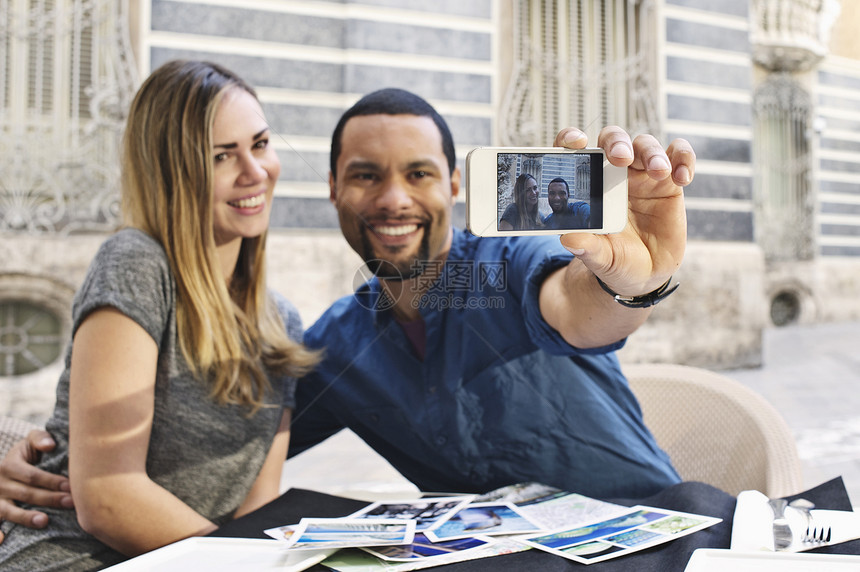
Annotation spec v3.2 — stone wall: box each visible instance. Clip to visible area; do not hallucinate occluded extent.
[0,234,104,424]
[618,241,767,369]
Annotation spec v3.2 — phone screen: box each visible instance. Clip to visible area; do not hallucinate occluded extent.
[497,152,603,232]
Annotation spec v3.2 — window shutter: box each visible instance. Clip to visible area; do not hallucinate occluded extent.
[502,0,658,145]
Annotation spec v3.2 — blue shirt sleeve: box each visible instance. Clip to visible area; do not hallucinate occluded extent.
[504,236,626,355]
[288,316,349,456]
[288,371,346,456]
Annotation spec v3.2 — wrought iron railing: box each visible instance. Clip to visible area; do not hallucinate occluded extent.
[0,0,137,234]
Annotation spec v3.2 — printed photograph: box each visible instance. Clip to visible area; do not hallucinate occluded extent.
[424,502,544,542]
[262,524,296,542]
[605,527,663,548]
[520,506,722,565]
[348,496,474,531]
[286,518,416,551]
[524,509,665,549]
[642,514,711,535]
[361,533,491,561]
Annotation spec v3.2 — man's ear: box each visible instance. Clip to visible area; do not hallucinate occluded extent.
[450,166,461,204]
[329,172,337,204]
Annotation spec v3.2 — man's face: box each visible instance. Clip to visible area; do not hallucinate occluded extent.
[330,114,460,279]
[547,182,569,214]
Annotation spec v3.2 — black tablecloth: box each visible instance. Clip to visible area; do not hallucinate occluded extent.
[210,477,859,571]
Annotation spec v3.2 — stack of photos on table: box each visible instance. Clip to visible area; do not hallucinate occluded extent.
[264,482,721,570]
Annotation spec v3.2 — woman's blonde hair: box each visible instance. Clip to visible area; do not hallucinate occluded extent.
[121,60,319,413]
[513,173,543,230]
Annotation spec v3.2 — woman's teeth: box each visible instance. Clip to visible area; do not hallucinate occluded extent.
[230,194,265,208]
[375,224,418,236]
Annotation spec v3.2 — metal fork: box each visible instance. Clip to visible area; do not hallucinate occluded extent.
[804,515,832,544]
[789,498,832,544]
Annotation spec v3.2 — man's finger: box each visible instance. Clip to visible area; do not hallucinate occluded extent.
[631,134,672,180]
[25,429,55,453]
[0,498,51,529]
[558,233,610,272]
[13,466,71,494]
[1,437,70,494]
[0,476,73,509]
[666,138,696,186]
[553,127,588,149]
[597,126,634,167]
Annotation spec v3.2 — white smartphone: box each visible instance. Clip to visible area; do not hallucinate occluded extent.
[465,147,627,237]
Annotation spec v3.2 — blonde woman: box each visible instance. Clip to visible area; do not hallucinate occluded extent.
[499,173,543,230]
[0,60,319,570]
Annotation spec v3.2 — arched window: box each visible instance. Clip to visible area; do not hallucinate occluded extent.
[501,0,658,145]
[0,300,62,376]
[0,0,137,234]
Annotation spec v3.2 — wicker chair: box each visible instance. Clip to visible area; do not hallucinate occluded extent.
[624,363,803,498]
[0,416,41,461]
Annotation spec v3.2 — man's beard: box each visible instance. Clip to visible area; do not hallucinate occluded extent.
[360,225,431,281]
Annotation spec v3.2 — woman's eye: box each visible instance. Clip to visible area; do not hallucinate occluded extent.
[254,139,269,149]
[214,152,228,163]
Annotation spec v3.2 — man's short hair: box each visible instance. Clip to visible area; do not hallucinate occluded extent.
[330,88,456,177]
[548,177,569,195]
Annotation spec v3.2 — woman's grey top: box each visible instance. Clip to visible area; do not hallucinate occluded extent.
[0,229,300,571]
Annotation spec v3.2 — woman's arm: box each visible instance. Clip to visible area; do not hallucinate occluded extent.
[69,308,216,556]
[234,409,290,518]
[499,203,516,231]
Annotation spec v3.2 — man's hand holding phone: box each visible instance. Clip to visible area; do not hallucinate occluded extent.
[466,126,693,303]
[555,126,693,301]
[523,125,694,351]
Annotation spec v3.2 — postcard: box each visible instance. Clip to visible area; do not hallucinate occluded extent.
[520,505,721,564]
[473,482,565,504]
[360,532,492,562]
[285,518,416,551]
[263,523,296,542]
[423,501,544,542]
[321,537,529,572]
[348,495,475,531]
[473,481,631,529]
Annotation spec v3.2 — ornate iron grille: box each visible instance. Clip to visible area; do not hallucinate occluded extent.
[500,0,659,146]
[0,0,137,234]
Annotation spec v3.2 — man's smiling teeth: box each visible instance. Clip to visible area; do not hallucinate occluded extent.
[229,194,265,208]
[374,224,418,236]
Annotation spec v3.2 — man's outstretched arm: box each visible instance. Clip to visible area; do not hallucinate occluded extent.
[540,126,693,349]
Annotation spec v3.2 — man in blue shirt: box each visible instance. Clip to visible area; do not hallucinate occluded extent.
[0,88,695,533]
[543,177,591,230]
[289,88,692,497]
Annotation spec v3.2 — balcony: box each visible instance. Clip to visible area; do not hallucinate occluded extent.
[750,0,841,72]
